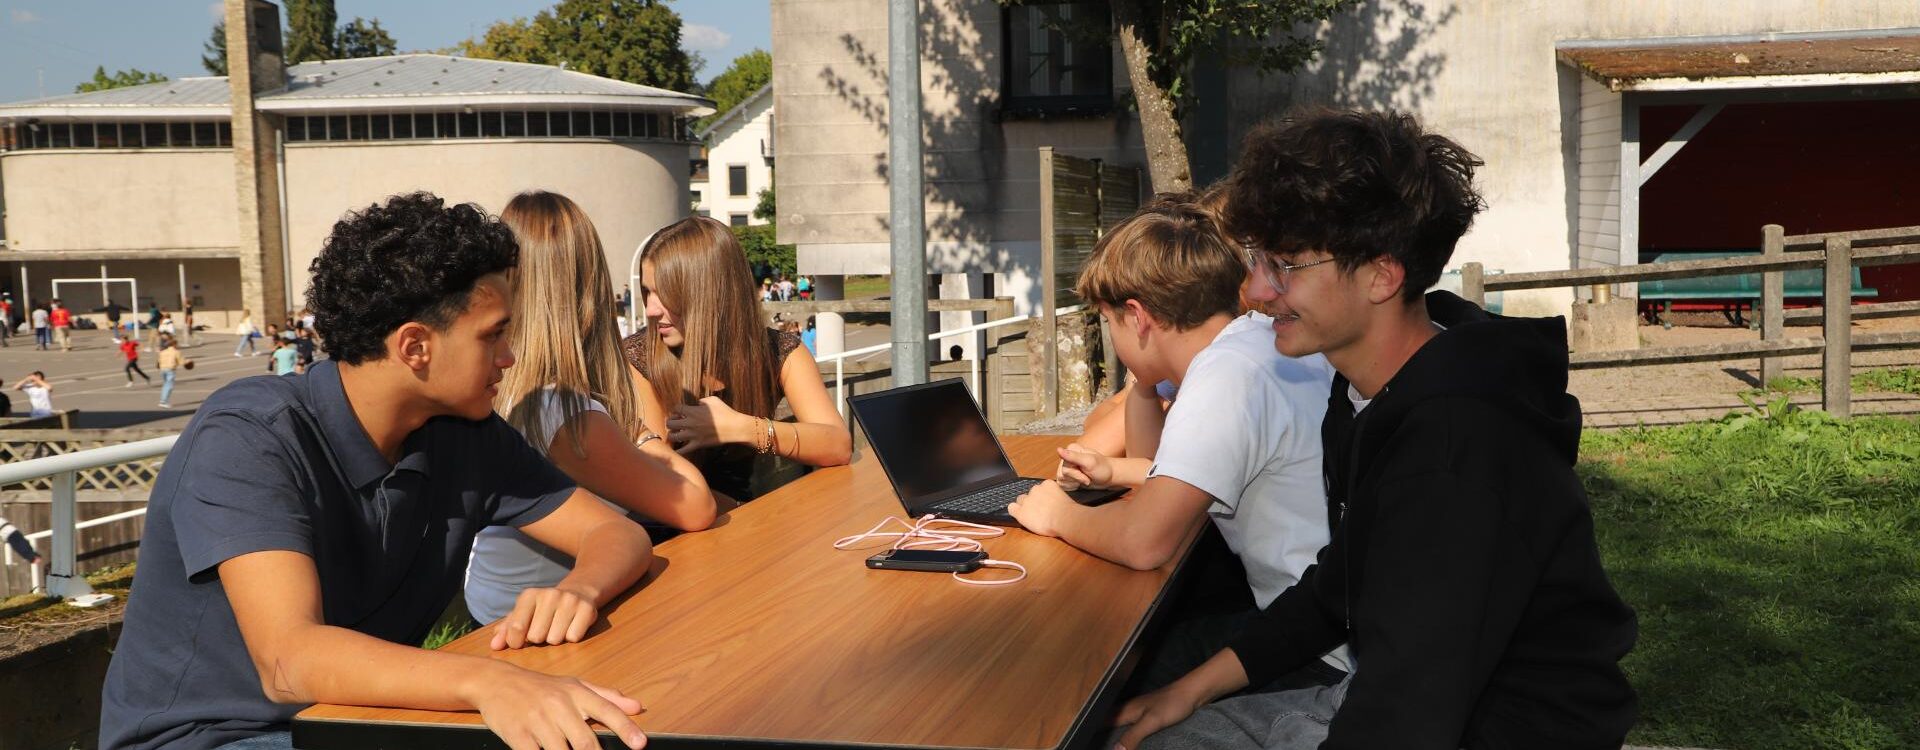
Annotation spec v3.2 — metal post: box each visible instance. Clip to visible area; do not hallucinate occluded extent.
[44,470,96,601]
[886,0,928,386]
[19,265,28,315]
[1822,237,1853,418]
[1759,224,1785,387]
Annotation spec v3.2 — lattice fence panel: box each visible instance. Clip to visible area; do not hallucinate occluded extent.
[0,436,167,492]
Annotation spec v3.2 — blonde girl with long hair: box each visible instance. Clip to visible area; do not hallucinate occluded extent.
[625,216,850,504]
[465,191,714,625]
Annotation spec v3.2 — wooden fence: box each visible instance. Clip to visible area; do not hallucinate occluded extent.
[1461,223,1920,418]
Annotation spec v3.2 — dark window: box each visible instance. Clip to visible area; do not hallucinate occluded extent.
[418,113,440,138]
[550,111,573,137]
[504,111,525,137]
[730,213,749,227]
[171,122,194,147]
[371,114,391,140]
[1002,2,1113,117]
[194,121,217,146]
[729,164,748,196]
[72,122,95,147]
[691,189,702,204]
[219,122,232,146]
[640,113,657,138]
[96,122,119,148]
[436,112,457,139]
[392,114,413,139]
[29,123,49,148]
[48,123,71,148]
[480,111,502,137]
[146,122,169,146]
[612,111,632,138]
[456,112,478,138]
[347,115,369,140]
[528,110,550,137]
[286,117,307,142]
[327,116,348,141]
[591,111,612,137]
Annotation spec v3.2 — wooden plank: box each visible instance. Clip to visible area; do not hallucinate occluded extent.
[1461,263,1485,307]
[1483,244,1920,292]
[1783,223,1920,250]
[1824,238,1853,418]
[1784,300,1920,324]
[1569,338,1825,370]
[1038,148,1059,418]
[1760,224,1786,386]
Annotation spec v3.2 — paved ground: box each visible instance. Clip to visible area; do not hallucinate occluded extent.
[0,330,276,430]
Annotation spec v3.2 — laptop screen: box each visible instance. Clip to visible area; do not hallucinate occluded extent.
[849,379,1018,505]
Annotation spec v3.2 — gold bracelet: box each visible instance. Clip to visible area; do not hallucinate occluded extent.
[636,430,661,449]
[757,417,775,454]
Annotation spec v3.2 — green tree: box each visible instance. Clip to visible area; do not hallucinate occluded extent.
[202,21,227,75]
[75,66,167,93]
[1023,0,1363,193]
[699,48,771,130]
[284,0,338,64]
[753,185,776,223]
[461,0,697,92]
[733,225,795,279]
[337,17,397,59]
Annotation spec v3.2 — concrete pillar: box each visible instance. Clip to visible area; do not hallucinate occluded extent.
[226,0,289,326]
[813,274,845,357]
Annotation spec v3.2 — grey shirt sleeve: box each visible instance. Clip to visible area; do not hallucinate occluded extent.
[476,414,579,529]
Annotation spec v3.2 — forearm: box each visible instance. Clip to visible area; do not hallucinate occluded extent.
[1123,387,1167,459]
[554,520,653,608]
[1053,498,1203,571]
[267,621,517,709]
[1176,647,1253,706]
[1106,457,1152,488]
[773,420,851,466]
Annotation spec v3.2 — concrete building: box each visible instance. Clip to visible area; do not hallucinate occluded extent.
[694,84,775,227]
[0,52,712,328]
[773,0,1920,356]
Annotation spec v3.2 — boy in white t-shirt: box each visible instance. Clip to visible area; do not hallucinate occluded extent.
[1008,200,1346,689]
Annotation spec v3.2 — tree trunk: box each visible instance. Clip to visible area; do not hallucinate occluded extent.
[1112,0,1192,194]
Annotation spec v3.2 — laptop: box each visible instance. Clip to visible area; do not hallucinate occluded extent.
[847,378,1127,525]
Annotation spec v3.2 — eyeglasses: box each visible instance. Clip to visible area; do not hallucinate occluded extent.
[1245,247,1336,295]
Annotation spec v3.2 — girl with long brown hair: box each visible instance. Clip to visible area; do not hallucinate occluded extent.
[465,191,714,624]
[626,216,850,503]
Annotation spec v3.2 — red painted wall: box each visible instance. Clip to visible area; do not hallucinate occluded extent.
[1639,99,1920,301]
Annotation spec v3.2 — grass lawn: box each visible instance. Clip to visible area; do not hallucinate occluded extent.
[1582,405,1920,749]
[1759,366,1920,396]
[842,274,890,300]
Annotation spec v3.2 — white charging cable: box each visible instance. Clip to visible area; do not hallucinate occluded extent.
[834,514,1028,585]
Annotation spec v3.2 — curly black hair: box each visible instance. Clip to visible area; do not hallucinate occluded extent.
[306,192,518,364]
[1225,108,1485,302]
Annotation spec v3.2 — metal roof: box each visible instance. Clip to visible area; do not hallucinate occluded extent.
[0,54,714,121]
[1559,28,1920,92]
[694,83,771,140]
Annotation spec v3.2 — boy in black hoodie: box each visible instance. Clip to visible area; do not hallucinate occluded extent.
[1110,109,1638,750]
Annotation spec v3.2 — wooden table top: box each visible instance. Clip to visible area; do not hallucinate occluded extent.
[295,435,1197,750]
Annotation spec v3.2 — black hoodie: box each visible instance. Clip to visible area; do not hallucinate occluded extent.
[1227,291,1638,750]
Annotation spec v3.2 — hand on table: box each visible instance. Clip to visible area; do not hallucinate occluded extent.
[491,584,599,650]
[1006,479,1077,538]
[1054,442,1114,491]
[468,663,647,750]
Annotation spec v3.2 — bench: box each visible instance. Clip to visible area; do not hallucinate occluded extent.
[1636,250,1878,329]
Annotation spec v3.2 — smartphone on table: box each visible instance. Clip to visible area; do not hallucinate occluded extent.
[866,549,985,573]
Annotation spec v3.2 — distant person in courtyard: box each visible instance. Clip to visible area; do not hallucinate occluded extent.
[14,371,53,418]
[157,334,189,409]
[0,378,11,417]
[119,335,152,387]
[233,310,259,357]
[31,303,50,350]
[0,291,13,347]
[271,337,300,376]
[49,300,73,351]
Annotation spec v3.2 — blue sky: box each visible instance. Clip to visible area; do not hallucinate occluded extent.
[0,0,771,103]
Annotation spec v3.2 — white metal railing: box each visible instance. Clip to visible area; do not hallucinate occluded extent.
[816,304,1092,416]
[0,435,177,601]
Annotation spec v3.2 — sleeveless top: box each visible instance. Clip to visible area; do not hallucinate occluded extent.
[622,327,808,502]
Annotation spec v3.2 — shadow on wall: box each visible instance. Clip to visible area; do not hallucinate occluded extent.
[1231,0,1456,142]
[814,0,1021,280]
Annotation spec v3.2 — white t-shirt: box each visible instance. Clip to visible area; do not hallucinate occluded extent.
[31,308,48,329]
[465,389,611,624]
[23,384,53,417]
[1146,312,1349,672]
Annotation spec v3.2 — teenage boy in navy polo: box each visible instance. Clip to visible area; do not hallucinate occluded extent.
[1110,110,1638,750]
[101,193,656,750]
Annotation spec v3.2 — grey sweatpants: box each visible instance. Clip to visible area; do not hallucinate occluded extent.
[1124,674,1350,750]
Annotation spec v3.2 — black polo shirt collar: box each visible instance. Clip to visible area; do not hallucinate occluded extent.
[304,360,434,489]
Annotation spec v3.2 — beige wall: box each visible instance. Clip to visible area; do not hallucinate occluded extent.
[9,257,245,327]
[284,138,690,304]
[1,149,239,252]
[774,0,1145,298]
[1228,0,1920,316]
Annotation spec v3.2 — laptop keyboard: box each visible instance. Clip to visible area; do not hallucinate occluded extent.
[929,478,1041,516]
